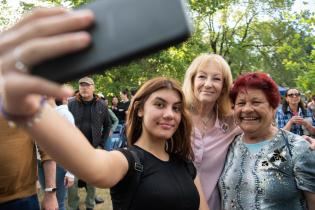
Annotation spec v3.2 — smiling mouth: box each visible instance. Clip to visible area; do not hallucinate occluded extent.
[201,91,215,95]
[158,123,174,129]
[240,117,260,122]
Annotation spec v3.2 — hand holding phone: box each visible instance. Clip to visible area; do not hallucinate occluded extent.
[31,0,193,83]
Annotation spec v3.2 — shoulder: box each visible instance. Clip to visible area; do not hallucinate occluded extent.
[68,97,78,106]
[172,154,197,179]
[68,97,74,103]
[276,106,285,115]
[282,130,311,156]
[285,130,307,146]
[95,99,107,109]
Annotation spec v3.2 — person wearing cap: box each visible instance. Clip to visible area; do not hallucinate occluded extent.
[67,77,111,210]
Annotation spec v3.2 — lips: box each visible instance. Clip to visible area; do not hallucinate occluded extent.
[201,90,215,94]
[158,122,174,129]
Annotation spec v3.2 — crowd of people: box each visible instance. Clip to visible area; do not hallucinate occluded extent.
[0,6,315,210]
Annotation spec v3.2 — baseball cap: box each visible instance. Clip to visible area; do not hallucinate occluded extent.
[78,77,94,85]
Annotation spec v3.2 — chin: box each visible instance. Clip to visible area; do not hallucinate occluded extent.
[199,98,216,104]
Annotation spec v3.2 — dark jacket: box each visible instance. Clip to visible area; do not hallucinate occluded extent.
[68,93,111,148]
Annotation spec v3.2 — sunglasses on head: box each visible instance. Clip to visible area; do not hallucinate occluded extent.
[287,93,300,97]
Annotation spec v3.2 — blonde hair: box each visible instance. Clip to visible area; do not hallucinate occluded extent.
[182,53,233,119]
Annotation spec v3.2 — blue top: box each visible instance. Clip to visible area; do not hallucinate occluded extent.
[243,140,270,154]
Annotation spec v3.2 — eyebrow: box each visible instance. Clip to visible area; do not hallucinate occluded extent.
[197,71,222,76]
[154,97,181,105]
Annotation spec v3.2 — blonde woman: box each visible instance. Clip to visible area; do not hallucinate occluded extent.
[183,53,241,210]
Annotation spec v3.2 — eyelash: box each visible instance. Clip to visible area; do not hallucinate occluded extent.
[197,75,222,81]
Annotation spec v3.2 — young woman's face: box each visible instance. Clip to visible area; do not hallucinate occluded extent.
[193,62,224,105]
[138,89,182,141]
[234,88,276,138]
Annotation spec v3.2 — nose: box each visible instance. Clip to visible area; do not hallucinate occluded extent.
[242,102,253,112]
[204,77,213,88]
[163,106,175,119]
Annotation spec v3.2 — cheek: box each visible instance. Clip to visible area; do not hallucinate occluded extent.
[174,114,182,126]
[194,79,203,90]
[233,109,242,121]
[216,82,224,92]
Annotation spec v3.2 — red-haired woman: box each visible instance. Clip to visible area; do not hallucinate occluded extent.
[219,72,315,210]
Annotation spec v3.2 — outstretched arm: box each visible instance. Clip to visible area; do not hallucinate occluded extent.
[0,7,129,189]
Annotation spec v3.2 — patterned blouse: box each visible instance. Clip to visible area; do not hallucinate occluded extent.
[219,129,315,210]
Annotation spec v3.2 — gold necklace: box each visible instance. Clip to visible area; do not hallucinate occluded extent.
[201,113,213,131]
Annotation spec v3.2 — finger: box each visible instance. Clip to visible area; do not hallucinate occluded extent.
[17,10,94,43]
[2,32,91,73]
[8,7,68,32]
[0,10,93,55]
[5,74,73,99]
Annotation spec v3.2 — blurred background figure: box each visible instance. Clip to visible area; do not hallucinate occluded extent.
[276,88,314,136]
[67,77,111,210]
[37,97,75,210]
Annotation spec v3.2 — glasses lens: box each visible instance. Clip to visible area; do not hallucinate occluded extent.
[288,93,300,97]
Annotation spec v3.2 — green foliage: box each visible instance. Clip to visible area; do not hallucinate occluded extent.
[1,0,314,97]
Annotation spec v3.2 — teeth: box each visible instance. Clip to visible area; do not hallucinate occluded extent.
[242,117,257,120]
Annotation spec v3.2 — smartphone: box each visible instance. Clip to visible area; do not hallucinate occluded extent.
[31,0,193,83]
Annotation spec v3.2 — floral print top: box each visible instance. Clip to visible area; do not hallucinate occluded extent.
[219,129,315,210]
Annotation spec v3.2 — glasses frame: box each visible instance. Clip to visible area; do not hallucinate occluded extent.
[287,93,300,97]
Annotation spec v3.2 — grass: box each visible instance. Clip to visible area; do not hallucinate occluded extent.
[39,188,113,210]
[76,188,112,210]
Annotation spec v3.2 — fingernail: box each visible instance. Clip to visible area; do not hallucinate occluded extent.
[75,9,94,21]
[73,32,91,47]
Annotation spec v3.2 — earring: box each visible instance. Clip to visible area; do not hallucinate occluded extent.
[233,115,240,126]
[220,122,229,133]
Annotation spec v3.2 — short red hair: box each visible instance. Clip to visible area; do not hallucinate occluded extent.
[229,72,280,109]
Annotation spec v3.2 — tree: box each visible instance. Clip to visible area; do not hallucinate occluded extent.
[1,0,314,97]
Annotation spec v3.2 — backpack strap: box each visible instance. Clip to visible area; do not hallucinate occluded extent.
[281,129,293,157]
[123,147,144,210]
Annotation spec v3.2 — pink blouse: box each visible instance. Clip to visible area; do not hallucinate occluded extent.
[192,114,241,210]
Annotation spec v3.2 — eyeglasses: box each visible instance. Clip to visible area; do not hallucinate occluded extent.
[287,93,300,97]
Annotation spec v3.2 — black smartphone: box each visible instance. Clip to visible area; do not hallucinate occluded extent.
[31,0,193,83]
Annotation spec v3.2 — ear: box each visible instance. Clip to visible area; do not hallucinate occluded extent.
[138,109,143,117]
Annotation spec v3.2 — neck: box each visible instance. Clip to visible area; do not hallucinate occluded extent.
[197,101,216,117]
[135,135,169,161]
[289,104,298,112]
[243,126,278,144]
[82,95,94,102]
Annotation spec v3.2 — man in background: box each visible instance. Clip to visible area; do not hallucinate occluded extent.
[68,77,111,210]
